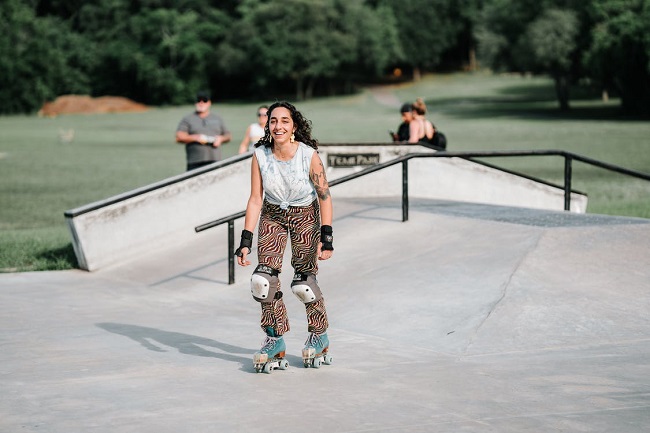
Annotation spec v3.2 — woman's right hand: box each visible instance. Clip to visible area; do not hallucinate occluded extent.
[235,229,254,266]
[236,247,251,267]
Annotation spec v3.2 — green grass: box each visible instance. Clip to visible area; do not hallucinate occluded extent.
[1,72,649,272]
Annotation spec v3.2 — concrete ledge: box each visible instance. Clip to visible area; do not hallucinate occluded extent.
[319,145,587,212]
[65,156,251,271]
[65,144,587,271]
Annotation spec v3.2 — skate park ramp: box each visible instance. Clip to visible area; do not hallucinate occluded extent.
[1,197,650,432]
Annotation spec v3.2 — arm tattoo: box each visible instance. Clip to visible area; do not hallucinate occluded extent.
[311,160,331,201]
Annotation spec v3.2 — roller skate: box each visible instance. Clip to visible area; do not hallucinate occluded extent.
[302,332,332,369]
[253,327,289,374]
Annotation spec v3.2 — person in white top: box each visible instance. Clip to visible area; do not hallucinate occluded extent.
[235,101,335,371]
[238,105,268,154]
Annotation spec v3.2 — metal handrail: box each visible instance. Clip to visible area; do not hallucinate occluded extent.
[64,153,251,218]
[195,149,650,284]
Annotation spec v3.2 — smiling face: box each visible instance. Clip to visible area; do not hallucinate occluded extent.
[257,108,268,126]
[269,106,295,145]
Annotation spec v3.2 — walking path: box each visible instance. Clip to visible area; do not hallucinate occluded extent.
[368,85,403,108]
[1,197,649,432]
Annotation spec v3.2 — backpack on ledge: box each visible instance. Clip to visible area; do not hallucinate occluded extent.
[432,130,447,150]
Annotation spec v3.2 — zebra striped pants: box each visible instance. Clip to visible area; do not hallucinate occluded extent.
[257,200,328,336]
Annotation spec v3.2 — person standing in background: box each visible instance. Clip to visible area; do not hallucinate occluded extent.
[412,97,435,144]
[412,97,447,150]
[238,105,268,154]
[175,90,232,171]
[390,103,415,142]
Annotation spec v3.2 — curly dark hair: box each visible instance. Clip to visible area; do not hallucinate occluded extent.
[255,101,318,150]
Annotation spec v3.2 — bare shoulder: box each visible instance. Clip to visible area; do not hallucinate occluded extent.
[310,151,326,176]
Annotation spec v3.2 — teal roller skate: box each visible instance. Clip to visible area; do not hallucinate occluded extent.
[253,327,289,374]
[302,332,332,369]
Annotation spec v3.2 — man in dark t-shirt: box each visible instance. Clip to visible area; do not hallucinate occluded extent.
[390,103,413,142]
[176,90,232,171]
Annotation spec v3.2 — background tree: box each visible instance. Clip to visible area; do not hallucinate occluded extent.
[2,0,647,115]
[337,1,404,86]
[0,0,93,114]
[474,0,545,72]
[444,0,483,71]
[380,0,464,79]
[584,0,650,114]
[75,0,229,105]
[518,9,579,110]
[218,0,400,100]
[475,0,594,111]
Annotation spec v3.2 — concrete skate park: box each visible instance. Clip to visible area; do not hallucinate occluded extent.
[1,144,649,432]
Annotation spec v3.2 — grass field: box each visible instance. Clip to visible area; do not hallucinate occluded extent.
[1,72,649,272]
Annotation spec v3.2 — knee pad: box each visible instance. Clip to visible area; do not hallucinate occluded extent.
[291,273,322,305]
[251,265,280,303]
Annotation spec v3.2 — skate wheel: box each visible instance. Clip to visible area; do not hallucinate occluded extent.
[323,354,333,365]
[312,357,322,369]
[303,361,310,368]
[279,359,289,370]
[262,363,273,374]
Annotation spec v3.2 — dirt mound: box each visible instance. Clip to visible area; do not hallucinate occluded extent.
[39,95,148,117]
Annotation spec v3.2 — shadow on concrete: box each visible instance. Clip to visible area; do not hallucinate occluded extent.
[347,197,650,228]
[149,258,231,287]
[414,200,650,228]
[95,322,282,372]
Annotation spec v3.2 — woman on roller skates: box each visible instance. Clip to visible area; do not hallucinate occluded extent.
[235,101,334,372]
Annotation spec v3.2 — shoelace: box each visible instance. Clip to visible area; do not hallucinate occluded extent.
[261,336,278,352]
[304,333,322,349]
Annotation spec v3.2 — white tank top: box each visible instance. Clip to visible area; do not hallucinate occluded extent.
[255,142,317,209]
[248,123,265,152]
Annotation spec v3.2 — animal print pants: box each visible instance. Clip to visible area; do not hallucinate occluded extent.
[257,200,328,336]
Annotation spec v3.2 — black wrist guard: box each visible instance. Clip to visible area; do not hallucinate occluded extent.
[235,229,253,257]
[320,225,333,251]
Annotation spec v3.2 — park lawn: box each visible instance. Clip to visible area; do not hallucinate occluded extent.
[1,72,649,272]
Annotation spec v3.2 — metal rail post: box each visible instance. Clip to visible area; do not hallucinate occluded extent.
[228,220,235,284]
[402,160,409,222]
[564,156,573,211]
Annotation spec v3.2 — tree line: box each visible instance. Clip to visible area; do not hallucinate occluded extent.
[1,0,648,114]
